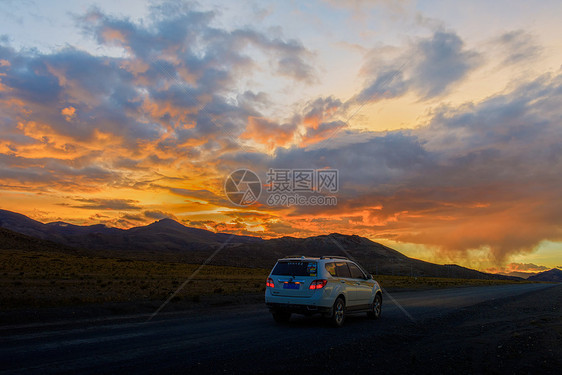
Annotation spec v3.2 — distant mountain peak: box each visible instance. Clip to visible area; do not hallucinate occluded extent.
[138,218,190,232]
[150,217,182,225]
[528,268,562,282]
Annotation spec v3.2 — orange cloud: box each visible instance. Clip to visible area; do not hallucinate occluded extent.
[61,106,76,121]
[241,116,297,149]
[101,28,127,45]
[485,262,551,277]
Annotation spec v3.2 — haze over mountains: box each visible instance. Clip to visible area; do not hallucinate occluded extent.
[0,209,535,280]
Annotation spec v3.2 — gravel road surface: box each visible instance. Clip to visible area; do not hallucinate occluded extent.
[1,283,559,374]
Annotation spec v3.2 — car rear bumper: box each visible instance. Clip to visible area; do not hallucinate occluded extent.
[266,302,332,314]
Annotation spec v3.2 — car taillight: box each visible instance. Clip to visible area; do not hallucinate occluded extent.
[266,278,275,288]
[309,279,327,290]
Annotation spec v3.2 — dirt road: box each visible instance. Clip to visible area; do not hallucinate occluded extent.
[0,283,559,374]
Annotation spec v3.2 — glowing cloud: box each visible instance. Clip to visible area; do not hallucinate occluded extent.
[61,106,76,121]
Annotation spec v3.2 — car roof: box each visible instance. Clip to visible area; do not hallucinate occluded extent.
[278,256,350,261]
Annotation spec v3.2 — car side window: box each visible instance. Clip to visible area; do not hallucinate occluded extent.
[325,262,337,277]
[335,262,351,278]
[348,262,366,279]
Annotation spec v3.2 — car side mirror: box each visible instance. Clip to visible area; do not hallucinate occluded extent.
[366,274,372,279]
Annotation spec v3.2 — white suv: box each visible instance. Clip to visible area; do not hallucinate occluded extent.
[265,256,382,327]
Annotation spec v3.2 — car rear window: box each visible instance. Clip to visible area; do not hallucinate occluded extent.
[325,262,337,277]
[272,261,317,276]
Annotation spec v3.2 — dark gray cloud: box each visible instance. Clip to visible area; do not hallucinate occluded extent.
[0,153,118,191]
[0,43,160,145]
[0,53,62,105]
[169,187,231,206]
[355,68,408,103]
[221,129,430,196]
[277,55,316,83]
[236,91,271,113]
[495,30,542,65]
[303,96,344,122]
[121,213,146,222]
[303,120,345,144]
[356,30,481,102]
[82,3,316,87]
[68,198,141,210]
[144,210,178,220]
[412,31,480,98]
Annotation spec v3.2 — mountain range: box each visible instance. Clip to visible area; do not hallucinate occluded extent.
[527,268,562,282]
[0,209,526,280]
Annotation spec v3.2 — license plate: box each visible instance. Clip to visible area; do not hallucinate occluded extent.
[283,282,299,290]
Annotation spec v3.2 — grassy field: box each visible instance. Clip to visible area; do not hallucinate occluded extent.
[0,249,270,309]
[0,249,533,310]
[375,274,530,290]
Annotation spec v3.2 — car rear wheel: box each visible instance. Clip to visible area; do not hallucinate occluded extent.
[331,297,346,327]
[271,310,291,324]
[367,293,382,319]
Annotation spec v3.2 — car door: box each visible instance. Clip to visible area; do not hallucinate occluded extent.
[347,262,373,306]
[334,262,360,306]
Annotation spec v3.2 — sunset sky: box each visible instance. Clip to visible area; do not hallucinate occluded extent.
[1,0,561,274]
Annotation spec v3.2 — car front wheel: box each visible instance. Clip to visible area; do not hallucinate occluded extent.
[367,293,382,319]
